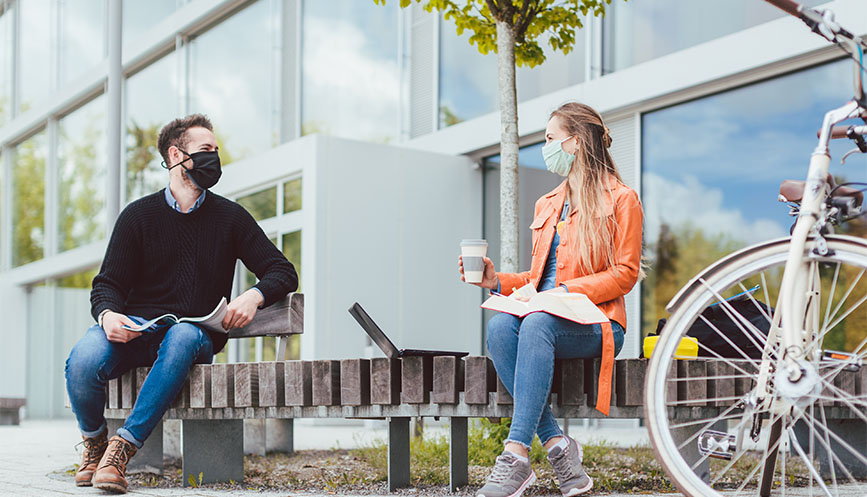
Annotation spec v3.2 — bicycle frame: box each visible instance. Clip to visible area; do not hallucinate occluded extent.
[776,100,864,382]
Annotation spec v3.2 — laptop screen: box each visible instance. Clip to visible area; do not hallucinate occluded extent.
[348,303,401,359]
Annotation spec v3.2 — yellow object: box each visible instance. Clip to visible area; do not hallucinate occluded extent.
[643,335,699,360]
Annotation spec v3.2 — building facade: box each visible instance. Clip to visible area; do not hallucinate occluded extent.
[0,0,865,419]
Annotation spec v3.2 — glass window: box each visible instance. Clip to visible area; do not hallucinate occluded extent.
[59,0,105,85]
[641,59,866,340]
[301,0,399,142]
[18,0,51,113]
[189,0,276,164]
[602,0,829,74]
[0,3,12,126]
[439,23,585,127]
[12,131,47,267]
[282,230,301,287]
[58,96,107,252]
[237,186,277,221]
[123,0,178,45]
[126,52,177,202]
[283,177,301,213]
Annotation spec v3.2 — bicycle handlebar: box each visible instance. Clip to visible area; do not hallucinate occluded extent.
[764,0,800,17]
[819,125,867,139]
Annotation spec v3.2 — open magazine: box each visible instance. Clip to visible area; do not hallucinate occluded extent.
[481,283,608,324]
[122,297,229,334]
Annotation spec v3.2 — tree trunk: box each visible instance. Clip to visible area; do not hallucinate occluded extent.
[496,20,519,273]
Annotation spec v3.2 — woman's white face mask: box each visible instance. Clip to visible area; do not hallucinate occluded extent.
[542,138,576,176]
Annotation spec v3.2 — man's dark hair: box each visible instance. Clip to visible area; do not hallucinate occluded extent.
[157,114,214,164]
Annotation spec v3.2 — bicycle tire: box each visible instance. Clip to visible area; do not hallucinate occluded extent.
[645,235,867,497]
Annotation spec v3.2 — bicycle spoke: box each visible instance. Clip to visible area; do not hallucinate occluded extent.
[698,278,772,357]
[668,412,744,430]
[787,424,834,497]
[821,261,841,343]
[819,267,865,340]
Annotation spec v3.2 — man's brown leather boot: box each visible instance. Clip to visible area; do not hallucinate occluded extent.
[74,430,108,486]
[92,436,138,493]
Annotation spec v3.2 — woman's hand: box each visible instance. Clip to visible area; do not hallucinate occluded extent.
[458,255,499,290]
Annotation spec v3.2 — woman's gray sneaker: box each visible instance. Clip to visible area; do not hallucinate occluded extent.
[547,436,593,496]
[475,451,537,497]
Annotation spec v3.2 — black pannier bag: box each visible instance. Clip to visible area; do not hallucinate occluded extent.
[653,292,773,359]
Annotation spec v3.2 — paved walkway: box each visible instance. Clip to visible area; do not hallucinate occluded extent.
[1,419,864,496]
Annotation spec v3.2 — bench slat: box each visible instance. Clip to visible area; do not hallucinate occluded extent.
[401,357,432,404]
[121,371,136,409]
[615,358,645,407]
[432,356,463,404]
[108,378,121,409]
[234,363,259,407]
[678,361,707,407]
[258,362,285,407]
[464,357,494,405]
[340,359,371,406]
[707,362,735,408]
[285,360,313,406]
[371,358,401,405]
[312,360,340,406]
[585,358,616,407]
[190,365,212,408]
[496,376,513,405]
[211,364,235,408]
[559,359,585,406]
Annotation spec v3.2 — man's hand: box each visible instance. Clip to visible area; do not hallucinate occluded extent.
[223,289,264,330]
[102,312,142,343]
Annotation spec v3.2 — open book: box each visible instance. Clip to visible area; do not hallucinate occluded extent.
[481,284,608,324]
[122,297,229,334]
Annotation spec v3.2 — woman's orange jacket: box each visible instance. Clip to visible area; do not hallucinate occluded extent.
[496,178,643,332]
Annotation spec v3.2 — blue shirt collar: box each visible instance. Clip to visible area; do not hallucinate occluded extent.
[165,184,206,214]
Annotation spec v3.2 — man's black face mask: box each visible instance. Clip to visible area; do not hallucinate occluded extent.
[167,149,222,190]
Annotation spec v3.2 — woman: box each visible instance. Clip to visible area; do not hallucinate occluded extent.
[459,102,643,497]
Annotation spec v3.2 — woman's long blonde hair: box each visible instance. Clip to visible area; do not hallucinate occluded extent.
[551,102,622,275]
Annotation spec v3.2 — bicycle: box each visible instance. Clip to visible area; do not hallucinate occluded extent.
[644,1,867,496]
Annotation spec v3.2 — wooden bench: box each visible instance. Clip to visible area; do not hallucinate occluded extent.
[0,397,26,425]
[100,346,867,490]
[90,295,865,490]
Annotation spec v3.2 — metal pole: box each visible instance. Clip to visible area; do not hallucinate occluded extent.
[105,0,122,234]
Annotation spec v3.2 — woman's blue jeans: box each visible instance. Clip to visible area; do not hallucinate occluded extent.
[65,320,213,448]
[486,312,624,449]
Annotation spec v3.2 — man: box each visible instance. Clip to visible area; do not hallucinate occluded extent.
[65,114,297,493]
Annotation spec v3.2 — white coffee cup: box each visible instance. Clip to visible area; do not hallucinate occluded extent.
[461,239,488,284]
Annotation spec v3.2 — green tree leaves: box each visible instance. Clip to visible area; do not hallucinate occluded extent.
[372,0,615,67]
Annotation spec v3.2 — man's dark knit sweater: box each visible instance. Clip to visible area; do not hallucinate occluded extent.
[90,189,298,353]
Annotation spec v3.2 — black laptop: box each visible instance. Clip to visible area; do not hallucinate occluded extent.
[348,303,469,358]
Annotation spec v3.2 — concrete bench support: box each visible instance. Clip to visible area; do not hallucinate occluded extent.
[107,418,164,474]
[182,419,244,485]
[387,417,410,491]
[449,417,468,491]
[794,418,867,479]
[0,398,26,425]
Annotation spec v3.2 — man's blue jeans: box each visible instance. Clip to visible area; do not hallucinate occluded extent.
[486,312,625,449]
[65,320,214,448]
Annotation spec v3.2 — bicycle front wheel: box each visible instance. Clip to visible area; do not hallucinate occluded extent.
[645,235,867,497]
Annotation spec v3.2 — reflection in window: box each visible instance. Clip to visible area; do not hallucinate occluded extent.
[439,23,585,127]
[301,0,399,142]
[283,178,301,213]
[602,0,828,74]
[0,3,12,126]
[282,230,301,287]
[237,186,277,221]
[123,0,178,45]
[59,0,105,85]
[58,96,107,252]
[189,0,276,164]
[641,59,865,340]
[12,131,47,267]
[18,0,51,112]
[126,52,177,202]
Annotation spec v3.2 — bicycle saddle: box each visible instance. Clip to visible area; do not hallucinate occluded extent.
[778,175,863,207]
